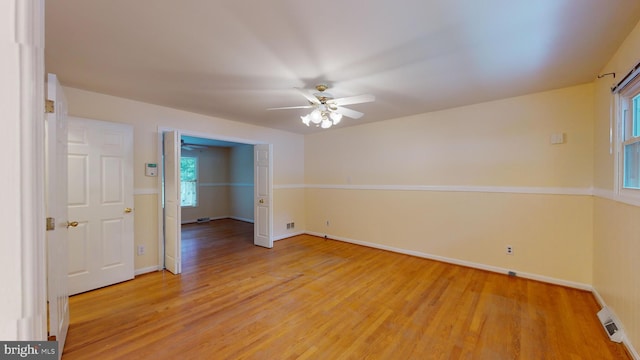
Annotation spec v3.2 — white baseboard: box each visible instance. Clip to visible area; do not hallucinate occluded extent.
[592,288,640,359]
[181,216,227,224]
[134,265,161,276]
[229,216,254,224]
[182,216,255,225]
[305,231,592,291]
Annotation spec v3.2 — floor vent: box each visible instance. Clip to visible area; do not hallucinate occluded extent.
[597,307,624,343]
[197,217,211,223]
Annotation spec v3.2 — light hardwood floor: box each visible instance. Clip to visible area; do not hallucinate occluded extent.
[62,219,631,359]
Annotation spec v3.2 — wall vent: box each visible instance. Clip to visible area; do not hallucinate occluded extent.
[197,217,211,223]
[597,307,624,343]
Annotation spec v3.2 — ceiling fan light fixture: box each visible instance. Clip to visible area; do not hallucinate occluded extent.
[301,114,311,126]
[310,109,323,124]
[270,84,374,130]
[329,111,342,124]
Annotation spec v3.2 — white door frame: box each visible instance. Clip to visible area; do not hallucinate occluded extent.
[156,127,273,268]
[162,130,182,274]
[254,144,273,248]
[46,73,70,356]
[1,0,48,340]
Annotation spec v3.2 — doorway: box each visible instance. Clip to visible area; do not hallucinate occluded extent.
[179,136,255,266]
[159,129,273,274]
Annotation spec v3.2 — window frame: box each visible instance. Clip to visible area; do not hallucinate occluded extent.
[180,156,198,208]
[615,75,640,199]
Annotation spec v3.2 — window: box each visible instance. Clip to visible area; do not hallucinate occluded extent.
[622,93,640,189]
[181,156,198,207]
[614,67,640,200]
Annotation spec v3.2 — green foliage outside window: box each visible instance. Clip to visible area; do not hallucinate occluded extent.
[181,157,198,206]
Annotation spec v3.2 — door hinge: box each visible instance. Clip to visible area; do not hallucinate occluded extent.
[45,99,55,113]
[46,217,55,231]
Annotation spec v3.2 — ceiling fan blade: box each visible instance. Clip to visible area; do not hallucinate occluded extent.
[335,106,364,119]
[267,105,314,110]
[295,87,321,105]
[329,94,375,106]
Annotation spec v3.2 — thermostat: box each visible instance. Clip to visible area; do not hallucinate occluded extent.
[145,163,158,177]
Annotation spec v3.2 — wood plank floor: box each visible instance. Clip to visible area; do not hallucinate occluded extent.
[62,219,630,359]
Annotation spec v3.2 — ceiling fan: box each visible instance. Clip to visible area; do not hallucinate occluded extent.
[268,84,375,129]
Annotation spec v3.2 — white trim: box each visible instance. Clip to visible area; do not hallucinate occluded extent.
[593,187,616,201]
[274,184,306,189]
[593,187,640,207]
[592,288,640,359]
[592,287,607,309]
[229,216,254,223]
[619,188,640,205]
[2,0,48,341]
[181,216,254,225]
[305,184,593,196]
[134,188,158,195]
[134,266,161,276]
[181,216,227,224]
[156,127,166,272]
[305,231,593,291]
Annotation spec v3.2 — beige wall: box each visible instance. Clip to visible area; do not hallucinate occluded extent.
[593,19,640,352]
[181,145,255,223]
[229,145,255,222]
[63,87,305,271]
[305,84,595,285]
[306,84,594,188]
[181,147,231,223]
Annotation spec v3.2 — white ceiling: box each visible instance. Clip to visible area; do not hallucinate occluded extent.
[45,1,640,134]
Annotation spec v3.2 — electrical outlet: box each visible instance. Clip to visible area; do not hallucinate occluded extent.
[506,245,513,255]
[291,222,294,229]
[137,245,145,256]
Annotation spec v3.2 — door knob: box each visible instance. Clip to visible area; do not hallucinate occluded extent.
[259,199,264,204]
[66,221,79,228]
[124,207,133,213]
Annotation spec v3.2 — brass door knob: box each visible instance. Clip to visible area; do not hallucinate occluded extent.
[124,207,133,213]
[66,221,79,228]
[259,199,264,204]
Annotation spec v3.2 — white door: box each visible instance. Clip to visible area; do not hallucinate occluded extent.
[254,144,273,248]
[46,74,70,356]
[67,117,134,295]
[163,131,182,274]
